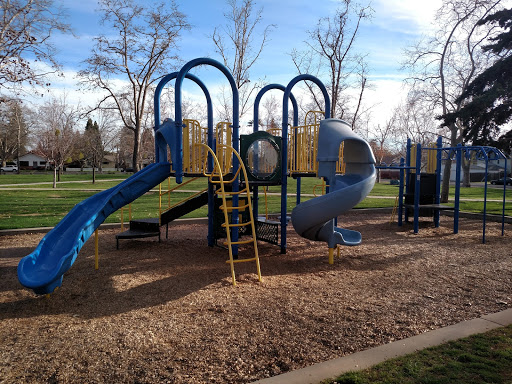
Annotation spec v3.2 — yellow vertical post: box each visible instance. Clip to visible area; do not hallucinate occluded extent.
[183,119,190,172]
[328,248,334,264]
[427,143,436,174]
[129,203,132,221]
[159,183,162,219]
[264,186,269,220]
[121,207,124,231]
[410,144,417,173]
[94,229,99,270]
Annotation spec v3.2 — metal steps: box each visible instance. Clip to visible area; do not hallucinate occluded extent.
[116,218,160,249]
[115,191,209,248]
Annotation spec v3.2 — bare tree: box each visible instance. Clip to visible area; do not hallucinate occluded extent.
[260,93,280,130]
[393,94,442,153]
[290,0,373,125]
[211,0,275,120]
[78,0,190,171]
[403,0,504,200]
[0,0,70,101]
[0,100,30,169]
[95,108,120,156]
[367,110,399,182]
[35,95,79,187]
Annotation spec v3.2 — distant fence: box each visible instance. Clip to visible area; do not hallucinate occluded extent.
[65,168,119,172]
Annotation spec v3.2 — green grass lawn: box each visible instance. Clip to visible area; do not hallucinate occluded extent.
[325,325,512,384]
[0,172,510,229]
[0,171,128,185]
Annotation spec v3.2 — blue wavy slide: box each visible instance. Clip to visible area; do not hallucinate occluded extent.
[17,162,171,295]
[291,119,376,249]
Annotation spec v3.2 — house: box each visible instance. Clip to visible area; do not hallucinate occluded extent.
[101,154,118,171]
[18,152,48,170]
[449,156,511,182]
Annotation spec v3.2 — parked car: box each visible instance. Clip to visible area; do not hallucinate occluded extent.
[1,164,18,172]
[491,177,512,185]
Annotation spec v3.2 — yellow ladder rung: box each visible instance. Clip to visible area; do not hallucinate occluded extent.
[219,188,250,196]
[222,221,252,228]
[226,257,258,264]
[224,238,256,245]
[220,203,250,211]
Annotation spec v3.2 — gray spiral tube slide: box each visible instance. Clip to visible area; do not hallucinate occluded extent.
[291,118,376,249]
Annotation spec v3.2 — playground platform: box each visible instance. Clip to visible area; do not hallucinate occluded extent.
[252,308,512,384]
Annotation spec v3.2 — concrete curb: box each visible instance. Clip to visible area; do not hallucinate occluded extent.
[2,207,509,236]
[441,210,512,224]
[251,308,512,384]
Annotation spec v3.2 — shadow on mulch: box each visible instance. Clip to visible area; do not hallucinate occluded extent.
[1,227,347,320]
[0,213,507,322]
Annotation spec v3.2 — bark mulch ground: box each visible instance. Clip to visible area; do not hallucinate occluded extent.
[0,211,510,383]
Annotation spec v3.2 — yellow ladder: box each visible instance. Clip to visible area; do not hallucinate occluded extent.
[196,143,262,286]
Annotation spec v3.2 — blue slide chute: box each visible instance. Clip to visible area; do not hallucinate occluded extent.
[291,119,376,248]
[17,162,171,294]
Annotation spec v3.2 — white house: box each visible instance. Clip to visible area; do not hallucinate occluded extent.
[449,156,511,182]
[19,152,48,170]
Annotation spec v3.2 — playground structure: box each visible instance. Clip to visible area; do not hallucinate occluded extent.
[16,57,377,295]
[15,56,509,296]
[380,136,508,243]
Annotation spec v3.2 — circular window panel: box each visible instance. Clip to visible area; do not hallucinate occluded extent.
[245,138,280,180]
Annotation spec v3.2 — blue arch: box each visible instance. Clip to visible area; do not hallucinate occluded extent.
[251,84,299,223]
[253,84,299,132]
[153,71,216,246]
[279,74,330,253]
[174,57,241,252]
[174,57,240,184]
[153,72,213,165]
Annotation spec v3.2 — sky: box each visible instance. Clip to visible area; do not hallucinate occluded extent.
[33,0,446,130]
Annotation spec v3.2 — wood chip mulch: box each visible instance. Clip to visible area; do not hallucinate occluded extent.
[0,211,510,383]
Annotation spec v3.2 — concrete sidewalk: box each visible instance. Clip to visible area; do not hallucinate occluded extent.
[252,308,512,384]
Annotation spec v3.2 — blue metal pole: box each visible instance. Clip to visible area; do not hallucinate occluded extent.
[413,143,421,234]
[405,138,411,223]
[281,74,330,254]
[482,149,489,244]
[434,136,443,227]
[454,144,462,234]
[502,153,507,236]
[398,157,405,226]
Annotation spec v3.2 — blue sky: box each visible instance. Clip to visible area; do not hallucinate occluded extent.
[44,0,445,126]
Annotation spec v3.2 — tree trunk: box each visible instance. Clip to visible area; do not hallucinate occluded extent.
[132,128,140,172]
[441,124,459,203]
[92,155,96,184]
[53,166,57,189]
[462,158,471,188]
[16,122,20,175]
[440,159,452,203]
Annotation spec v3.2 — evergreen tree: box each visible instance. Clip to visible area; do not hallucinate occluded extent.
[441,8,512,154]
[85,118,94,131]
[83,118,103,182]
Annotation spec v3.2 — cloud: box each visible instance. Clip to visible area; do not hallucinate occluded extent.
[370,0,442,35]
